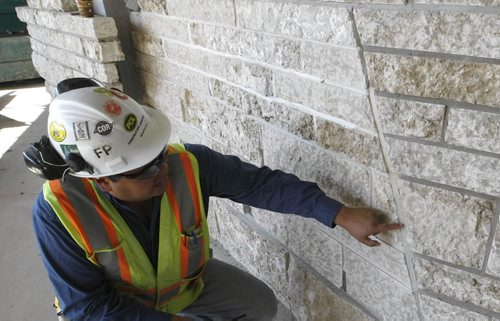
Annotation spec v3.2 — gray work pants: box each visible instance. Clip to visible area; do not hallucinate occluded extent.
[179,258,278,321]
[57,259,277,321]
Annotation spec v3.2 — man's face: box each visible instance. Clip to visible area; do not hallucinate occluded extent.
[95,150,169,202]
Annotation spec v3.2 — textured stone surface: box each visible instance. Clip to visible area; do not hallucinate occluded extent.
[164,40,273,96]
[419,295,490,321]
[191,23,302,70]
[399,180,494,268]
[413,0,499,5]
[375,96,445,141]
[209,79,315,140]
[301,44,366,89]
[250,210,343,287]
[30,39,119,83]
[370,170,397,220]
[32,53,76,86]
[345,249,419,320]
[138,70,184,120]
[166,0,236,26]
[366,52,500,108]
[212,199,374,321]
[262,126,371,208]
[17,7,118,39]
[414,257,500,312]
[130,12,190,43]
[355,10,500,59]
[136,0,167,14]
[182,89,262,163]
[386,138,500,196]
[333,228,410,287]
[273,72,375,132]
[235,1,357,47]
[315,119,386,171]
[487,218,500,277]
[446,108,500,154]
[168,117,214,149]
[132,31,165,58]
[26,0,76,11]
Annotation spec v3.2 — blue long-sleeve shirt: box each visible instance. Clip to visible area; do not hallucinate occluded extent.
[32,144,343,321]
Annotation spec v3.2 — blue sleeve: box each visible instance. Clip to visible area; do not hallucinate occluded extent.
[32,192,173,321]
[185,144,343,227]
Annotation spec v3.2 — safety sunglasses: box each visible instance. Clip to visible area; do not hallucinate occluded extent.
[110,149,168,181]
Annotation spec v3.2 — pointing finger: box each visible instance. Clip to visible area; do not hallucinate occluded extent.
[378,223,404,233]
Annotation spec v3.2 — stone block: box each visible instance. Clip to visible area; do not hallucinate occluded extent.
[273,72,375,132]
[261,125,371,208]
[163,40,273,96]
[315,119,386,171]
[182,89,262,163]
[366,52,500,108]
[487,218,500,277]
[131,31,165,58]
[399,180,494,269]
[136,0,167,14]
[26,0,76,11]
[386,137,500,196]
[0,60,39,82]
[235,0,357,47]
[130,12,190,43]
[345,249,419,320]
[414,257,500,312]
[191,22,302,70]
[166,0,236,26]
[419,294,490,321]
[413,0,499,6]
[30,39,119,83]
[31,53,75,86]
[17,7,119,39]
[0,36,32,62]
[375,96,445,141]
[355,10,500,59]
[138,70,184,120]
[301,43,366,90]
[168,117,213,149]
[445,108,500,154]
[209,79,315,140]
[212,199,374,321]
[250,210,343,287]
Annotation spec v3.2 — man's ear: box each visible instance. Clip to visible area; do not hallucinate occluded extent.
[92,177,112,192]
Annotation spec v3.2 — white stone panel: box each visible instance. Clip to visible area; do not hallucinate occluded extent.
[272,72,375,132]
[446,108,500,154]
[163,40,273,96]
[130,12,190,43]
[166,0,236,26]
[386,137,500,196]
[345,249,420,320]
[261,125,372,208]
[355,10,500,59]
[301,43,366,90]
[399,180,494,269]
[366,52,500,109]
[419,294,490,321]
[375,96,445,141]
[414,257,500,312]
[315,119,386,171]
[235,0,357,47]
[487,219,500,277]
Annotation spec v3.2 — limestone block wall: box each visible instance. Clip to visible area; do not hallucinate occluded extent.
[16,0,499,319]
[16,0,125,95]
[131,0,500,320]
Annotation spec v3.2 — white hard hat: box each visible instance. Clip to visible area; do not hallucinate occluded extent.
[47,86,171,178]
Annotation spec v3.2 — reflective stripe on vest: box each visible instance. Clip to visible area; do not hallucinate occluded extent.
[43,144,210,313]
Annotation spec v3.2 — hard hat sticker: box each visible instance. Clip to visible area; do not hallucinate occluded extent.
[60,144,80,157]
[93,144,113,159]
[124,114,138,132]
[127,115,145,145]
[49,121,67,142]
[73,121,90,141]
[94,121,113,136]
[103,101,122,116]
[94,87,128,100]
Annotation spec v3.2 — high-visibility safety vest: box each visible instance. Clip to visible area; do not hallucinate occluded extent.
[43,144,210,314]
